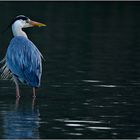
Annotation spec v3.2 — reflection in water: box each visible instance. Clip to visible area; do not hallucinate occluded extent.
[82,80,101,83]
[2,98,40,139]
[87,126,113,130]
[94,85,117,88]
[55,118,114,131]
[15,97,20,110]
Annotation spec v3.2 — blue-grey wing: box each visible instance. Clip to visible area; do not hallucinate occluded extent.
[6,36,43,87]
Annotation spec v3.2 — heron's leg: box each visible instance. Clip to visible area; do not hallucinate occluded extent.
[13,76,20,98]
[33,87,36,98]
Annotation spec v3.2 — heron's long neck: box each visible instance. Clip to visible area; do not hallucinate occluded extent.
[12,24,28,38]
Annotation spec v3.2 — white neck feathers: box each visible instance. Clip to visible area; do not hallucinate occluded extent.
[12,20,28,38]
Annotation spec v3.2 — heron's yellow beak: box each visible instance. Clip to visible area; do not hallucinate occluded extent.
[29,20,46,27]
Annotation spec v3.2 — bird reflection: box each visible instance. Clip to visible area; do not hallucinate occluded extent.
[32,98,36,111]
[15,97,20,110]
[15,97,36,111]
[2,97,40,139]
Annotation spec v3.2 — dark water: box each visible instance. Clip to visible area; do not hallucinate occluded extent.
[0,1,140,139]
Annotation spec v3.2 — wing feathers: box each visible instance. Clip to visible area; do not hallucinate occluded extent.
[6,36,42,87]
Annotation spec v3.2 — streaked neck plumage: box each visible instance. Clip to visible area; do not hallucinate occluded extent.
[12,22,28,38]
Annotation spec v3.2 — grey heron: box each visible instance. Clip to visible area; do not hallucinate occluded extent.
[1,15,46,98]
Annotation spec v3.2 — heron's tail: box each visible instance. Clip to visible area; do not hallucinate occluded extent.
[0,57,6,64]
[0,57,12,80]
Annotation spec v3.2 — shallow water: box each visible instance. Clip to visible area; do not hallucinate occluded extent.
[0,80,140,139]
[0,1,140,139]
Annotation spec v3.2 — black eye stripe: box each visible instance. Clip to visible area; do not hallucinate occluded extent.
[11,15,29,25]
[3,15,30,33]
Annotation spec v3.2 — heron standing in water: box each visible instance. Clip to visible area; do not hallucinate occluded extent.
[1,15,46,98]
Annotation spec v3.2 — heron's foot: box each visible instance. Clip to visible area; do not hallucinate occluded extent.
[16,95,20,98]
[32,95,36,98]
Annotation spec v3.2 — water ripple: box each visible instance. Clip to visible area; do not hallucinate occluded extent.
[55,119,104,124]
[82,80,101,83]
[66,123,84,127]
[94,85,117,88]
[87,126,114,130]
[68,132,83,136]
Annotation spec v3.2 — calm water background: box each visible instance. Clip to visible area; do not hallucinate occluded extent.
[0,1,140,139]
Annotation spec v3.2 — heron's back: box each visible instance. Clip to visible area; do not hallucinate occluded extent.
[6,36,43,87]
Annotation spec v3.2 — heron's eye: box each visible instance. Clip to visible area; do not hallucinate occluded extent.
[26,19,30,23]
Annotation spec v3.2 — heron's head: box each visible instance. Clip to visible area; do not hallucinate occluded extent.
[11,15,46,29]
